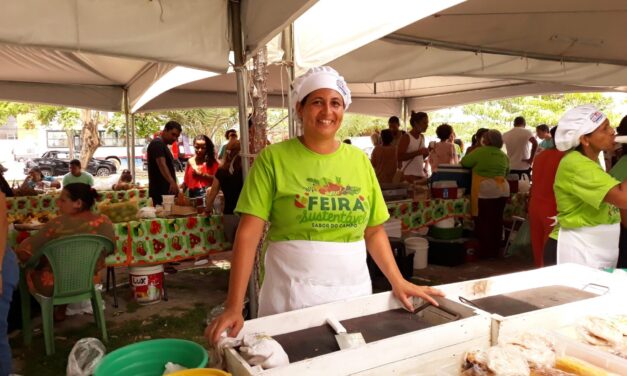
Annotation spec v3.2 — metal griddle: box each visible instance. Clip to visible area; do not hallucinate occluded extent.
[272,299,475,363]
[459,285,601,317]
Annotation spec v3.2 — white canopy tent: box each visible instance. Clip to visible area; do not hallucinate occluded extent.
[0,0,316,112]
[326,0,627,114]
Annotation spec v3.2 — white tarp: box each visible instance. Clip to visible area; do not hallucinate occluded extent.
[0,0,314,112]
[292,0,464,71]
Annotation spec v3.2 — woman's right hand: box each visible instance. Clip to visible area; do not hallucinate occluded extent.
[204,307,244,345]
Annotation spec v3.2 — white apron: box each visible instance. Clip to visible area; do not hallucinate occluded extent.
[258,240,372,317]
[557,223,619,269]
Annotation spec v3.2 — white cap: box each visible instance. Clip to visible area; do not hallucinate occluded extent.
[291,66,351,112]
[555,104,608,151]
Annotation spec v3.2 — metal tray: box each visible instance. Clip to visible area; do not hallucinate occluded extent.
[273,299,475,363]
[459,285,600,317]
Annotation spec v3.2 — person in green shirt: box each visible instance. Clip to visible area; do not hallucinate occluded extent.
[62,159,94,187]
[554,105,627,269]
[205,66,443,345]
[608,114,627,268]
[461,130,510,258]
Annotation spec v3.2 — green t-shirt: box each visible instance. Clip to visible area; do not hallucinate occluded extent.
[609,155,627,182]
[460,146,510,178]
[236,138,390,242]
[554,151,620,229]
[63,172,95,186]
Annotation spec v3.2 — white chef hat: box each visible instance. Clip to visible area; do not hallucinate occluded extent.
[555,104,608,151]
[291,66,351,112]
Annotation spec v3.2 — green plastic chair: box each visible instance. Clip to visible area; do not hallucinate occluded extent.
[20,234,113,355]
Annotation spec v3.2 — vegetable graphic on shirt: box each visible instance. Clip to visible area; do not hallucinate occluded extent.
[304,177,361,196]
[294,194,307,208]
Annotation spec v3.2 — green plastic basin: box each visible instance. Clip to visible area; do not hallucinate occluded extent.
[94,339,208,376]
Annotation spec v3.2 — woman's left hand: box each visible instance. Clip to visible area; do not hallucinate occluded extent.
[391,279,445,311]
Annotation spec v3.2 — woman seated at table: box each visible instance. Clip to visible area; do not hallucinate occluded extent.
[112,169,137,191]
[20,167,61,192]
[16,183,115,321]
[183,135,219,199]
[461,130,510,258]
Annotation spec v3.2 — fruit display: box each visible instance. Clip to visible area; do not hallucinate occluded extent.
[98,200,139,223]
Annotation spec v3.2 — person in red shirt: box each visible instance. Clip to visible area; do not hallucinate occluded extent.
[182,135,219,198]
[528,126,564,266]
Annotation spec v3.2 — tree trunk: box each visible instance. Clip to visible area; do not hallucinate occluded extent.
[248,46,269,313]
[66,129,76,160]
[79,109,101,168]
[250,46,268,155]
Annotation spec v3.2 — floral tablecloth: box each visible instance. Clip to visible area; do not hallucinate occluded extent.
[107,214,231,267]
[6,188,152,224]
[386,192,528,231]
[8,214,231,267]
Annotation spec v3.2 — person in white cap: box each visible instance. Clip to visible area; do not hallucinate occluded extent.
[205,66,444,344]
[553,104,627,269]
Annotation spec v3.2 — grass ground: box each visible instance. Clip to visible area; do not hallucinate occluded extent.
[10,265,230,376]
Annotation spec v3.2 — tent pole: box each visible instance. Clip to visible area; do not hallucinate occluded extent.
[130,113,136,181]
[123,90,133,181]
[231,0,258,319]
[283,24,296,138]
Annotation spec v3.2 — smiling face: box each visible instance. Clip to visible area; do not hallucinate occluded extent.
[296,88,345,142]
[581,119,615,152]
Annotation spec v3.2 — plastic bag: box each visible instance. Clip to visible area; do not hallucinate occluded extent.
[66,338,107,376]
[505,220,532,259]
[98,200,139,223]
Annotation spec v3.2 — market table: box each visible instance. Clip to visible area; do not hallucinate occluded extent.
[6,188,153,224]
[385,192,528,231]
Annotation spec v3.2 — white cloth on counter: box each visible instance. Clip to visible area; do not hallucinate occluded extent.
[258,239,372,316]
[211,332,289,370]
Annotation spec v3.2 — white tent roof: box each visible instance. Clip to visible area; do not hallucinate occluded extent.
[0,0,315,112]
[324,0,627,112]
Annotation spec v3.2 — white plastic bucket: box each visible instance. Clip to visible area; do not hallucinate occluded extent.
[405,237,429,269]
[434,217,455,229]
[129,265,164,305]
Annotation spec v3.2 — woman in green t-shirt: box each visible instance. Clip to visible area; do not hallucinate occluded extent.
[205,67,444,345]
[554,105,627,269]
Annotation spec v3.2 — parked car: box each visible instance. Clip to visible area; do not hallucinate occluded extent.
[24,151,117,177]
[13,145,40,162]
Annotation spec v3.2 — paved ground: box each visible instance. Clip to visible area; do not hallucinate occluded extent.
[8,251,535,375]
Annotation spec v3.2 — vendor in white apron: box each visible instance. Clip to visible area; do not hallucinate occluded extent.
[397,111,430,182]
[206,66,444,344]
[553,105,627,269]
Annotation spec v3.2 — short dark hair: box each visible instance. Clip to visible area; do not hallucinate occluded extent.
[513,116,526,126]
[380,129,393,145]
[436,124,453,141]
[164,120,182,132]
[224,129,237,139]
[69,159,81,168]
[409,111,428,128]
[536,124,549,133]
[484,130,504,148]
[388,116,400,125]
[549,126,557,140]
[63,183,98,211]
